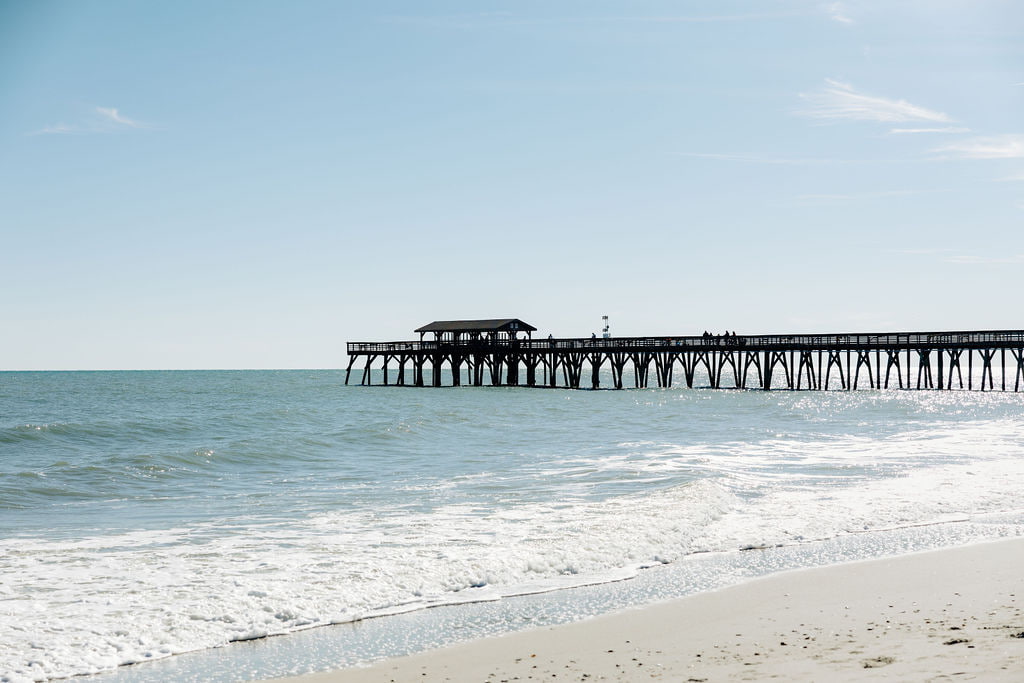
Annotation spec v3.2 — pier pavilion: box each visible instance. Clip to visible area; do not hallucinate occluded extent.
[345,320,1024,391]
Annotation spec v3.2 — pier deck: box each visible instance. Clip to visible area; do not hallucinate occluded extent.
[345,328,1024,391]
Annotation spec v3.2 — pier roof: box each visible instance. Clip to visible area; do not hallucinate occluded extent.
[415,319,537,334]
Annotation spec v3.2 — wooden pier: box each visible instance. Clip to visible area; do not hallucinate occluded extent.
[345,320,1024,391]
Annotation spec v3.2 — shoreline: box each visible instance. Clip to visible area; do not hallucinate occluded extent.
[267,537,1024,682]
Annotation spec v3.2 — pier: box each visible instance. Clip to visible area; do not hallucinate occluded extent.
[345,319,1024,391]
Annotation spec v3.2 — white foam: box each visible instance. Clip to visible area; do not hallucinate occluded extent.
[0,481,736,681]
[4,411,1024,681]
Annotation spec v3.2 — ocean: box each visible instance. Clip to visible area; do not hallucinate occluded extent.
[2,370,1023,682]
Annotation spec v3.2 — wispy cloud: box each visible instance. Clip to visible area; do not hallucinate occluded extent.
[605,12,802,24]
[945,253,1024,264]
[799,79,952,123]
[888,127,971,135]
[678,152,838,165]
[889,248,956,256]
[891,248,1024,264]
[33,123,80,135]
[381,11,512,29]
[825,2,853,24]
[95,106,142,128]
[797,188,946,202]
[30,106,150,135]
[384,11,804,29]
[677,151,919,166]
[931,134,1024,159]
[997,173,1024,182]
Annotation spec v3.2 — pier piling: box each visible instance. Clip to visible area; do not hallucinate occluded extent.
[345,321,1024,392]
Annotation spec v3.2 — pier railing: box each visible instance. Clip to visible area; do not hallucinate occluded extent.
[348,330,1024,355]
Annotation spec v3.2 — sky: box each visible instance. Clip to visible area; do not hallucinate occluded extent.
[1,0,1022,370]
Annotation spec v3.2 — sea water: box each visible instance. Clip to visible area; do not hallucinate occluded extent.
[2,370,1023,682]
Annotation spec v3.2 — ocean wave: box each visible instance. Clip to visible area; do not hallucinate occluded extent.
[0,422,112,444]
[0,480,736,681]
[7,443,1024,682]
[5,374,1024,681]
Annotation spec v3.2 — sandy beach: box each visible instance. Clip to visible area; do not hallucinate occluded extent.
[269,538,1024,682]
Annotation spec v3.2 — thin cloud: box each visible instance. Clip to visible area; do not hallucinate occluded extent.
[676,152,897,166]
[381,11,513,29]
[945,254,1024,265]
[677,151,921,166]
[888,248,956,256]
[891,248,1024,264]
[383,11,804,29]
[931,134,1024,159]
[30,106,150,135]
[96,106,142,128]
[797,189,946,202]
[826,2,853,24]
[678,152,837,165]
[888,127,971,135]
[606,12,802,24]
[798,79,952,123]
[30,123,81,135]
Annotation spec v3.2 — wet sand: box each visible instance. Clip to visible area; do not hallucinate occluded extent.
[268,538,1024,682]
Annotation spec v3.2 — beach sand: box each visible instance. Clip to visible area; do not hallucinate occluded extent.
[268,538,1024,682]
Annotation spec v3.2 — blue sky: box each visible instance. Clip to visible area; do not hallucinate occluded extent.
[2,1,1022,369]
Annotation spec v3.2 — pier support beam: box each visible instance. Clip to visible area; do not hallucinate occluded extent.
[853,350,874,390]
[797,351,816,390]
[917,350,934,389]
[884,350,903,389]
[344,330,1024,393]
